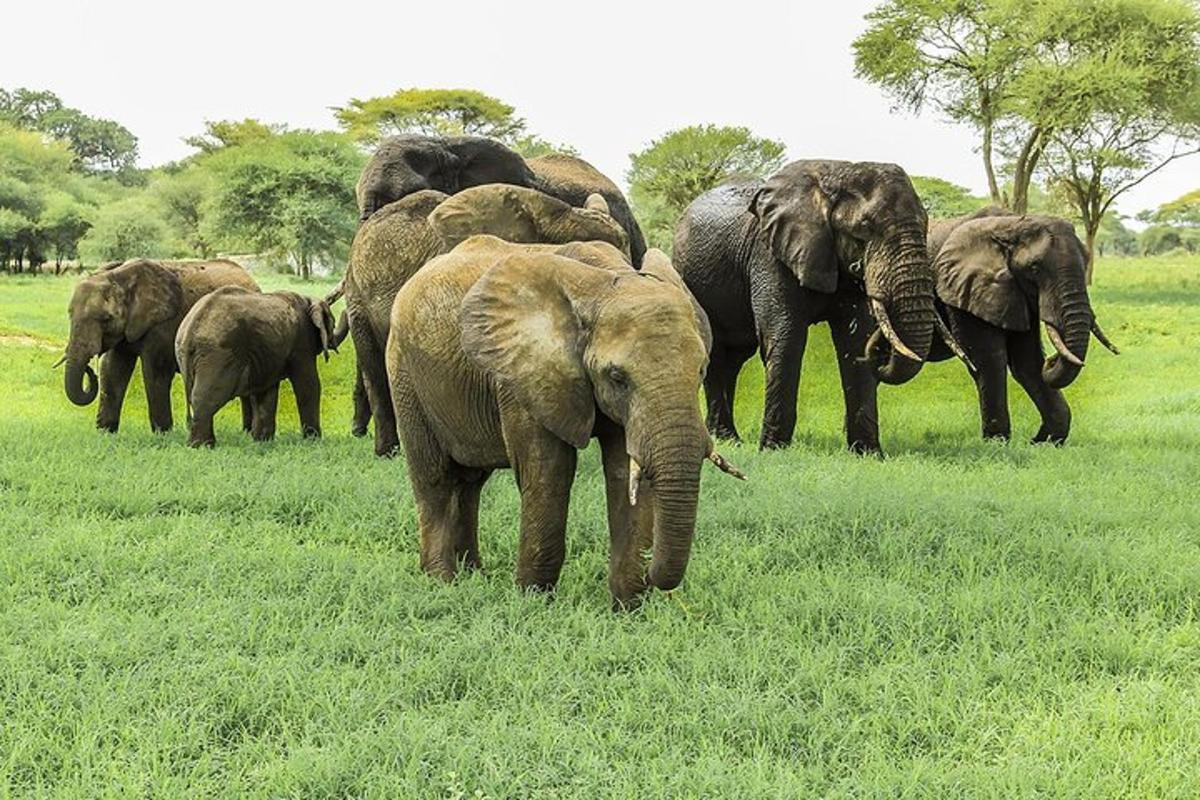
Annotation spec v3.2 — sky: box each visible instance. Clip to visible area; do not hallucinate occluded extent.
[5,0,1195,217]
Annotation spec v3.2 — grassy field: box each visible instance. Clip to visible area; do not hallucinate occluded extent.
[1,258,1198,798]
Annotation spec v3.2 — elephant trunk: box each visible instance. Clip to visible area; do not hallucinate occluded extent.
[637,415,707,592]
[1042,290,1093,389]
[865,227,937,385]
[63,324,101,406]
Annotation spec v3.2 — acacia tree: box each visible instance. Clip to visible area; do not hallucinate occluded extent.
[0,87,137,174]
[627,125,786,251]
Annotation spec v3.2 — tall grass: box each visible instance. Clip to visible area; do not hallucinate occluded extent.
[0,258,1197,797]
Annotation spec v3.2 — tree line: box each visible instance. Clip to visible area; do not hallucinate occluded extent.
[2,0,1199,277]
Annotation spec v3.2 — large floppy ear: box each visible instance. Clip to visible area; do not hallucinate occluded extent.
[120,260,184,342]
[307,299,338,361]
[640,249,712,355]
[460,253,612,449]
[935,221,1031,331]
[748,167,838,293]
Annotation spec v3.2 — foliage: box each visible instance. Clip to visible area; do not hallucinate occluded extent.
[1141,188,1200,227]
[334,88,526,145]
[910,175,988,217]
[202,130,364,277]
[2,256,1200,795]
[627,125,786,251]
[148,167,218,258]
[183,118,286,155]
[0,86,138,174]
[1093,212,1140,257]
[78,196,173,263]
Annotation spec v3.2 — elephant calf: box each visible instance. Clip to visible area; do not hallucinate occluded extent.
[386,236,744,608]
[175,287,344,447]
[927,208,1119,444]
[61,258,260,433]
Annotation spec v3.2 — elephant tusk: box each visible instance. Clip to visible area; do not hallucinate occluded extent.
[934,315,975,371]
[870,299,923,363]
[1091,320,1120,355]
[707,451,747,481]
[628,457,642,506]
[51,354,66,369]
[1045,323,1085,366]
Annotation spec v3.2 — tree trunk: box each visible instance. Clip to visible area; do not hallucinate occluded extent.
[982,122,1003,206]
[1084,225,1098,286]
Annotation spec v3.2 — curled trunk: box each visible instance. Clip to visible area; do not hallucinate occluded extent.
[1042,295,1092,389]
[64,358,98,405]
[865,228,937,385]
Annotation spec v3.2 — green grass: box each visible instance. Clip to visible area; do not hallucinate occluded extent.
[1,258,1198,798]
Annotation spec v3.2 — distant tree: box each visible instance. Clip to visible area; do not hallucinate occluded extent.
[204,130,363,278]
[183,118,285,154]
[1142,188,1200,227]
[1,87,137,174]
[910,176,988,218]
[79,196,172,263]
[1093,212,1140,258]
[149,167,217,257]
[38,192,93,271]
[0,123,81,271]
[334,88,526,145]
[627,125,786,250]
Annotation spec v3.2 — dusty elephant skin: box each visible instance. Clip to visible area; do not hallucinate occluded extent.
[927,208,1119,444]
[674,160,947,454]
[344,184,629,457]
[175,288,345,447]
[355,134,647,266]
[385,236,741,608]
[61,259,260,433]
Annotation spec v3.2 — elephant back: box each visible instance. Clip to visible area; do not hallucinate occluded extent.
[169,259,260,312]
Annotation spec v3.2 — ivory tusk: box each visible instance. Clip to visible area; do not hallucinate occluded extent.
[1091,320,1120,355]
[1045,322,1085,366]
[51,354,66,369]
[934,315,975,371]
[707,451,747,481]
[628,457,642,506]
[870,299,923,363]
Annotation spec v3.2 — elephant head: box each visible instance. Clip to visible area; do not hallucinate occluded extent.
[935,215,1118,388]
[428,185,630,258]
[63,259,183,405]
[356,135,534,222]
[460,249,737,592]
[749,160,943,384]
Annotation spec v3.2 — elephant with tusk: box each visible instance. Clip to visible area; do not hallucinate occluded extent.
[926,207,1120,444]
[385,235,744,609]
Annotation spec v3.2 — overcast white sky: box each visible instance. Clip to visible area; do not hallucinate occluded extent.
[6,0,1195,216]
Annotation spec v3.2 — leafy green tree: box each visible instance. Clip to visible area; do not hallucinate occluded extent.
[1,87,137,174]
[627,125,786,251]
[183,118,285,154]
[204,130,363,278]
[1142,188,1200,227]
[38,192,93,271]
[78,196,172,264]
[910,176,988,217]
[335,88,526,145]
[149,167,217,257]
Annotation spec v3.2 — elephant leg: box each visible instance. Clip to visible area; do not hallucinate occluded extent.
[188,404,217,448]
[597,417,655,608]
[502,406,578,592]
[949,310,1010,441]
[141,356,175,434]
[1007,330,1071,445]
[704,343,753,442]
[350,364,371,438]
[250,385,279,442]
[240,397,254,433]
[757,323,808,450]
[289,359,322,438]
[96,349,137,433]
[352,321,398,457]
[829,302,882,455]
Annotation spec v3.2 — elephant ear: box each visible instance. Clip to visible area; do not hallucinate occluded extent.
[307,299,339,361]
[748,167,838,293]
[584,193,610,214]
[640,249,713,355]
[121,260,184,341]
[935,221,1031,331]
[460,253,611,449]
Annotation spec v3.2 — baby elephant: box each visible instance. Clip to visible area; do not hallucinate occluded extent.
[176,287,344,447]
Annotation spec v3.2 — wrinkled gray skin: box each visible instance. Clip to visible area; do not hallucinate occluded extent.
[927,207,1117,444]
[176,287,345,447]
[344,184,629,456]
[674,160,939,453]
[355,134,647,266]
[62,258,259,433]
[386,235,734,609]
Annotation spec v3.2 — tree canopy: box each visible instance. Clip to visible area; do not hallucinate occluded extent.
[1,87,138,175]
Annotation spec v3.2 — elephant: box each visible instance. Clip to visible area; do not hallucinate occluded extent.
[60,258,260,433]
[674,160,969,453]
[926,208,1119,444]
[384,235,743,608]
[175,287,345,447]
[344,183,630,457]
[355,134,647,266]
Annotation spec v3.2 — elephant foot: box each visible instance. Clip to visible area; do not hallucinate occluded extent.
[96,419,120,433]
[301,426,321,439]
[1032,427,1068,446]
[758,434,792,451]
[982,429,1011,443]
[708,424,741,443]
[375,441,400,458]
[187,438,215,449]
[351,422,369,438]
[848,440,884,458]
[150,423,172,434]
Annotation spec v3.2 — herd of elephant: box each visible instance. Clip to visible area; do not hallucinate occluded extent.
[56,134,1119,608]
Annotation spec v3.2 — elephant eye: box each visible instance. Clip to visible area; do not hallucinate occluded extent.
[606,365,628,386]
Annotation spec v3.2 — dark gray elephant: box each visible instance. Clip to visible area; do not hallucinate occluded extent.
[175,287,345,447]
[674,160,966,453]
[926,208,1119,443]
[61,258,260,433]
[345,184,630,456]
[355,134,647,266]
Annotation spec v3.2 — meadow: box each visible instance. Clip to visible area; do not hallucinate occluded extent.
[1,257,1198,798]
